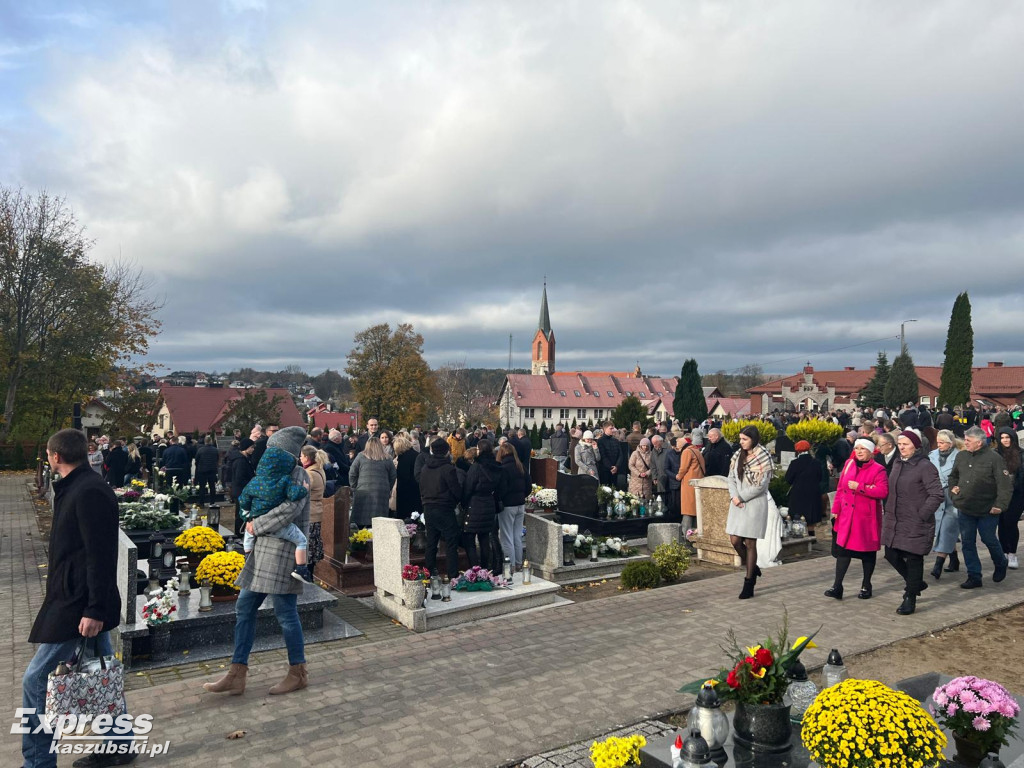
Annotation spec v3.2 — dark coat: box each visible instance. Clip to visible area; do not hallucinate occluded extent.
[160,443,188,470]
[831,438,853,469]
[395,450,422,516]
[105,446,129,486]
[510,436,532,479]
[934,412,955,432]
[665,447,682,491]
[549,429,569,457]
[418,454,462,508]
[596,433,623,485]
[702,439,733,478]
[882,453,944,555]
[785,453,823,524]
[227,448,255,499]
[323,440,351,486]
[948,444,1013,518]
[30,465,121,643]
[498,454,528,507]
[875,449,897,477]
[195,444,220,475]
[462,457,508,533]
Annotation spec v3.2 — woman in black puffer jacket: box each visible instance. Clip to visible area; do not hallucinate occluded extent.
[462,440,508,571]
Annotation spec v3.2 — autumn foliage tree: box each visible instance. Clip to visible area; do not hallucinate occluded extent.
[0,187,162,441]
[219,390,286,436]
[345,323,439,429]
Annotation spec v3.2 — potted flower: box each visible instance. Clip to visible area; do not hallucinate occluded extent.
[401,564,430,606]
[588,734,646,767]
[405,511,427,552]
[680,619,819,753]
[348,529,373,561]
[932,675,1019,766]
[195,550,246,600]
[141,581,178,660]
[174,525,225,568]
[526,486,558,510]
[803,678,946,768]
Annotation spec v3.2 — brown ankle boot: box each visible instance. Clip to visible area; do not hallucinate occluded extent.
[203,663,247,695]
[268,663,308,695]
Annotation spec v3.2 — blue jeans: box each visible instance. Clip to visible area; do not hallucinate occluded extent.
[22,632,132,768]
[231,590,305,666]
[958,513,1007,580]
[242,523,306,553]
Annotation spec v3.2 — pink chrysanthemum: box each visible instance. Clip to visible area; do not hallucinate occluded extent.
[972,716,991,732]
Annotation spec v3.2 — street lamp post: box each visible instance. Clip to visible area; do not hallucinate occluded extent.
[900,319,917,352]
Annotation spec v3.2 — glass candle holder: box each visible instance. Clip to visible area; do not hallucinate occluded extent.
[522,560,532,584]
[198,579,213,612]
[177,564,191,596]
[590,544,599,562]
[441,575,451,602]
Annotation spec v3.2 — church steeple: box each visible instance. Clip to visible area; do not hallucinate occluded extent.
[538,281,552,336]
[531,282,556,376]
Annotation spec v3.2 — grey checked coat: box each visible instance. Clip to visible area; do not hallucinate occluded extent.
[234,464,310,595]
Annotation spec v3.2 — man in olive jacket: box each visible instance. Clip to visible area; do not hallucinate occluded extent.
[23,429,132,768]
[949,426,1013,588]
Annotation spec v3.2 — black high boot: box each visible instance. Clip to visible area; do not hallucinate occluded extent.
[739,577,755,600]
[930,557,944,580]
[944,550,960,572]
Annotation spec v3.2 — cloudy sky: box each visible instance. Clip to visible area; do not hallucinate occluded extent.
[3,1,1024,377]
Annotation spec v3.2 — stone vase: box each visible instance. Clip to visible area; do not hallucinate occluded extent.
[148,623,171,660]
[952,734,987,768]
[733,701,792,754]
[402,580,426,607]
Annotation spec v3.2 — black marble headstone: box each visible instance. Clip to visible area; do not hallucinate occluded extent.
[556,473,599,517]
[774,432,795,458]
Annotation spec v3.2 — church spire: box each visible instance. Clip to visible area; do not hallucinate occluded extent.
[538,280,551,336]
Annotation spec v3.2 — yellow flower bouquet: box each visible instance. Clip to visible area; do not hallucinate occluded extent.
[801,679,946,768]
[196,550,246,591]
[348,528,373,553]
[174,526,225,555]
[589,734,646,768]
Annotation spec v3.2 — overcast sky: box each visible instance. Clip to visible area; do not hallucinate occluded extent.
[3,1,1024,377]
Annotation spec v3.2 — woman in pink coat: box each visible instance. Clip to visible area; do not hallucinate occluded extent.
[825,438,889,600]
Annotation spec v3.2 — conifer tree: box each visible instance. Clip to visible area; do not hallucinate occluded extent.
[884,348,919,409]
[674,359,709,424]
[858,352,890,409]
[938,292,974,408]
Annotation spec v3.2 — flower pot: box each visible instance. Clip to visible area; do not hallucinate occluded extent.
[402,580,426,607]
[952,734,988,768]
[148,624,171,660]
[733,701,792,754]
[211,585,239,602]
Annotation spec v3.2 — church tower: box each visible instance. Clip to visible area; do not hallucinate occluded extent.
[531,283,556,376]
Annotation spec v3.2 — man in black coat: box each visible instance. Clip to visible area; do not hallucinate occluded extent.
[323,430,351,487]
[702,428,733,477]
[104,439,129,487]
[194,435,221,506]
[596,422,623,487]
[23,429,131,767]
[418,440,463,579]
[227,438,257,536]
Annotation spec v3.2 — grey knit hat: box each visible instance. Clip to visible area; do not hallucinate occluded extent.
[267,426,306,458]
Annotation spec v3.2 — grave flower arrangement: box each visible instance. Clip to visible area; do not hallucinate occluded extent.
[114,487,143,502]
[402,564,430,582]
[119,505,182,531]
[196,551,245,591]
[596,485,616,506]
[679,619,818,704]
[167,481,198,504]
[349,528,373,553]
[527,487,558,508]
[174,525,225,556]
[601,537,638,557]
[931,675,1019,756]
[802,679,946,768]
[451,565,508,591]
[141,582,178,625]
[589,734,646,768]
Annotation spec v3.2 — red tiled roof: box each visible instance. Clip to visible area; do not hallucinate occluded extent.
[159,386,304,433]
[504,373,678,411]
[311,412,359,431]
[748,365,1024,402]
[711,398,751,417]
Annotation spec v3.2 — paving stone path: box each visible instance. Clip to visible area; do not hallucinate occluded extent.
[3,473,1023,768]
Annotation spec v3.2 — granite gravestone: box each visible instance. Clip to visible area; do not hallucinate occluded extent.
[774,431,795,458]
[556,473,599,517]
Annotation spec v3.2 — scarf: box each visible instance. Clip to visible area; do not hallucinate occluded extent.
[730,444,772,486]
[937,448,953,468]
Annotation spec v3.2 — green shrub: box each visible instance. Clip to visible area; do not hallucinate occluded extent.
[786,420,844,447]
[620,560,662,590]
[769,471,791,507]
[721,419,777,447]
[651,542,690,582]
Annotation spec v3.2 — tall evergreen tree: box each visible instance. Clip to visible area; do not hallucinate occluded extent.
[884,348,919,409]
[938,292,974,408]
[674,359,709,424]
[858,351,890,409]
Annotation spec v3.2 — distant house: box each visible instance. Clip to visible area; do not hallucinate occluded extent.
[310,412,360,433]
[747,362,1024,414]
[81,398,113,439]
[151,386,305,435]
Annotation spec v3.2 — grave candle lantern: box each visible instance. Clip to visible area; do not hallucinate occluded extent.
[177,563,191,596]
[590,543,599,562]
[823,648,849,688]
[522,560,532,584]
[784,659,818,722]
[206,505,221,529]
[430,574,442,600]
[441,575,451,602]
[502,557,512,581]
[679,729,715,768]
[685,683,729,763]
[161,542,177,570]
[149,533,165,560]
[198,579,213,612]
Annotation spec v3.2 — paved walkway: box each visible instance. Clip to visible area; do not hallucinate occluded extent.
[3,474,1024,768]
